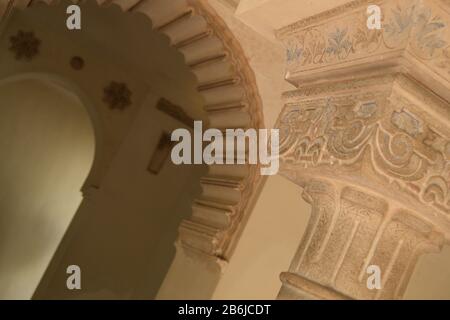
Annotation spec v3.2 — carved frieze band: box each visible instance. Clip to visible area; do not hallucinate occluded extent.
[277,0,450,97]
[278,74,450,234]
[278,0,450,70]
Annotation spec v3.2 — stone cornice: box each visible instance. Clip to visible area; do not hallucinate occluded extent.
[276,0,374,37]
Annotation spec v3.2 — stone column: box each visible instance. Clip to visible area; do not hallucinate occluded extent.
[276,0,450,299]
[278,179,444,299]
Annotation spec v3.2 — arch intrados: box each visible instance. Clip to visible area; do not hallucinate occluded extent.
[0,72,103,192]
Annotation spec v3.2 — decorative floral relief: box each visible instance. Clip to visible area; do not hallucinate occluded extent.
[412,6,447,59]
[286,29,327,64]
[423,175,450,213]
[391,110,423,138]
[325,28,353,60]
[278,99,450,215]
[383,4,415,48]
[9,30,41,61]
[286,42,303,63]
[286,16,382,66]
[384,3,450,71]
[284,2,450,74]
[103,81,132,110]
[353,24,382,53]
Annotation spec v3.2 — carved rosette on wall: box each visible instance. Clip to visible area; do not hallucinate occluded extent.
[103,81,132,110]
[276,0,450,300]
[9,30,41,61]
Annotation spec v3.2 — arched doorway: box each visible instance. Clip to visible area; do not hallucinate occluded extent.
[0,77,95,299]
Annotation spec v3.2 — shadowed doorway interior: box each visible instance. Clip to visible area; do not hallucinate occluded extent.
[0,78,95,299]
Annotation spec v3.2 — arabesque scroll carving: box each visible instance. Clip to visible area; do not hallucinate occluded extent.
[279,75,450,217]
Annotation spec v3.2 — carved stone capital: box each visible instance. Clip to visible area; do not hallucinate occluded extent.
[279,73,450,239]
[276,47,450,298]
